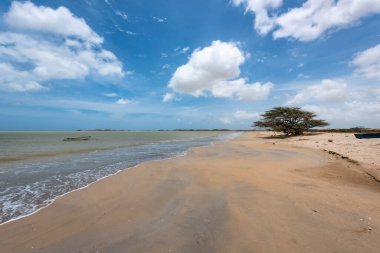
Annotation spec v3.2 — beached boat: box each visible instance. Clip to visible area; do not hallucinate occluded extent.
[63,136,91,141]
[354,133,380,139]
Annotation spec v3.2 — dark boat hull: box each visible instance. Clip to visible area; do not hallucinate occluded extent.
[354,133,380,139]
[63,136,91,141]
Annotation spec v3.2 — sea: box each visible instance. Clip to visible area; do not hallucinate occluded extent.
[0,131,239,224]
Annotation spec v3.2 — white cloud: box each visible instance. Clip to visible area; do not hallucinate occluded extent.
[274,0,380,41]
[162,93,176,103]
[153,17,167,23]
[181,47,190,54]
[114,25,137,36]
[174,47,190,54]
[124,70,134,76]
[115,11,128,21]
[375,87,380,100]
[162,64,170,70]
[0,2,124,92]
[125,31,136,36]
[233,110,260,120]
[0,63,45,92]
[232,0,283,35]
[220,109,260,126]
[220,117,232,124]
[4,1,103,44]
[297,73,311,79]
[303,101,380,125]
[104,93,118,97]
[282,76,380,127]
[233,0,380,41]
[353,44,380,79]
[211,79,273,101]
[288,79,347,104]
[168,40,273,101]
[116,98,133,105]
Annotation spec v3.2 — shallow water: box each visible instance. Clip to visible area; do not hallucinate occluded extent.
[0,131,240,224]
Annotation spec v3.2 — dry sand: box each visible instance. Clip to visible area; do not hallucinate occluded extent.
[275,132,380,181]
[0,132,379,253]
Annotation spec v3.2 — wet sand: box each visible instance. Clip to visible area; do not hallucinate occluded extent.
[1,132,379,253]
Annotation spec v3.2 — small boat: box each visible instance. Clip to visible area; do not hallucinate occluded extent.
[63,136,91,141]
[354,133,380,139]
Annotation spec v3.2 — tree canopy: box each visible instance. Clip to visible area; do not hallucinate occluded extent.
[253,107,329,136]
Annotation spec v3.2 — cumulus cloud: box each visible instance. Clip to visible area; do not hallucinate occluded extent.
[284,77,380,126]
[288,79,347,104]
[232,0,283,35]
[303,101,380,125]
[0,2,124,92]
[274,0,380,41]
[233,0,380,41]
[4,1,103,44]
[353,44,380,80]
[168,40,273,101]
[0,63,45,92]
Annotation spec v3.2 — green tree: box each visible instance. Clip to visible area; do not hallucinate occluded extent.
[253,107,329,136]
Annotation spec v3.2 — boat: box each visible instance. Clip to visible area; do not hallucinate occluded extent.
[354,133,380,139]
[63,136,91,141]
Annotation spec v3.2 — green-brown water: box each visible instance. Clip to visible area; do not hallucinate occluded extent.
[0,131,239,224]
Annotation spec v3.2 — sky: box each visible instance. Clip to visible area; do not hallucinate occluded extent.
[0,0,379,130]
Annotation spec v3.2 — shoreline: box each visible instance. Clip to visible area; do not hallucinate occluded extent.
[0,132,241,226]
[1,132,379,253]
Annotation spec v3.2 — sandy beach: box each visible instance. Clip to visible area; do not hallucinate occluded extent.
[284,132,380,181]
[1,132,379,253]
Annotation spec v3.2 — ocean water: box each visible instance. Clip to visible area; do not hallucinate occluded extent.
[0,131,239,224]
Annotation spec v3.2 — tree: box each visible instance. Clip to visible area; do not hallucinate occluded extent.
[253,107,329,136]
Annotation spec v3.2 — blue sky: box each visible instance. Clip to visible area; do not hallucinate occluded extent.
[0,0,379,130]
